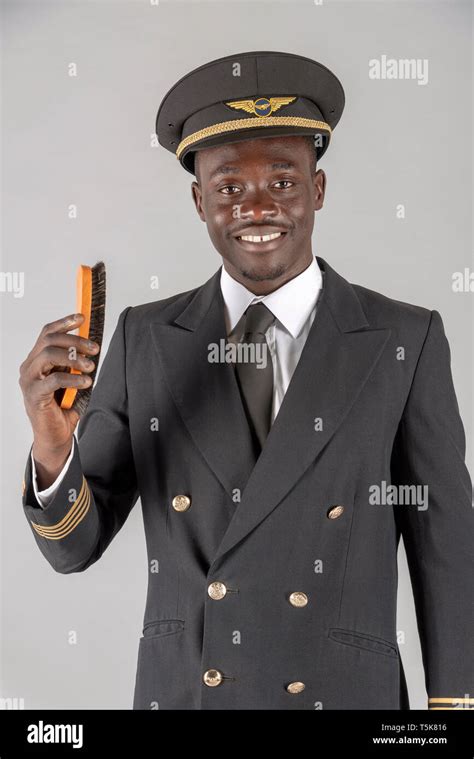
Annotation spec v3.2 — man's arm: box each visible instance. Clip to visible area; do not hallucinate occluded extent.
[21,307,139,573]
[391,309,474,710]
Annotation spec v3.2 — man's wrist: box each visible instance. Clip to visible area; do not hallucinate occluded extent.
[32,439,74,490]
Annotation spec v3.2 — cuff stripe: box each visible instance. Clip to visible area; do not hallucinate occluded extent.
[30,477,91,540]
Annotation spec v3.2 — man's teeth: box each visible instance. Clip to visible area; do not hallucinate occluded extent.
[239,232,283,243]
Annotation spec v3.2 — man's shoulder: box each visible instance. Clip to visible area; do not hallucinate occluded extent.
[350,278,433,335]
[122,282,204,328]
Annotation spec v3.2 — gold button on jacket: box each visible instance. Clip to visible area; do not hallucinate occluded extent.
[203,669,223,687]
[327,505,344,519]
[287,681,306,694]
[289,591,308,607]
[172,494,191,512]
[208,581,227,600]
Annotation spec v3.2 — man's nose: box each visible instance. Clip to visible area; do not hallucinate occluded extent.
[238,188,279,221]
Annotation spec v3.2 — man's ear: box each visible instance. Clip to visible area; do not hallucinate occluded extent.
[313,168,326,211]
[191,180,206,221]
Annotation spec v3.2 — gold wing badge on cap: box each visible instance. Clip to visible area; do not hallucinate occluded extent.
[226,96,296,117]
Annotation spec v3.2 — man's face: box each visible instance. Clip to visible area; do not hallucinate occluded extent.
[191,135,326,294]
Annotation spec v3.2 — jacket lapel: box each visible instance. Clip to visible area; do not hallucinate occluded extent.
[211,256,391,565]
[150,269,257,499]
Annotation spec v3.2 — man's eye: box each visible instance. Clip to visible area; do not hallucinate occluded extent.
[273,180,294,189]
[219,185,240,194]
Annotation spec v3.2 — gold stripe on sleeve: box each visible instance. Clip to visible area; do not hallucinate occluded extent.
[30,477,91,540]
[429,697,474,709]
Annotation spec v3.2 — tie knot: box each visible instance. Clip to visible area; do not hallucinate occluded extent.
[243,302,275,337]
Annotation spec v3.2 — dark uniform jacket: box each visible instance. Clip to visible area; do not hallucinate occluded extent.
[21,256,474,710]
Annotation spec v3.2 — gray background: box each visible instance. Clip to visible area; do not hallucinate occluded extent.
[1,0,472,709]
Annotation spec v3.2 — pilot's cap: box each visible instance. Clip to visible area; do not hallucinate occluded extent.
[156,50,345,175]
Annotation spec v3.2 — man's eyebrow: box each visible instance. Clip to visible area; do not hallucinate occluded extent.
[210,165,240,179]
[209,160,296,179]
[270,161,295,170]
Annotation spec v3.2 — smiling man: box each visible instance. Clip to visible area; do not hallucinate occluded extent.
[20,51,473,711]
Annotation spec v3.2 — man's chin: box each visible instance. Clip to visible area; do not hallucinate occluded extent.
[229,252,288,282]
[239,264,287,282]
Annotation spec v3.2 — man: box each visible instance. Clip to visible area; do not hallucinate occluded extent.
[19,51,473,710]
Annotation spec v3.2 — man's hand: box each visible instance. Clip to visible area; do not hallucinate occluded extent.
[19,313,100,489]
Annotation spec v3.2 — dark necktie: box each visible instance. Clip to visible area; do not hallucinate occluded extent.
[234,302,276,452]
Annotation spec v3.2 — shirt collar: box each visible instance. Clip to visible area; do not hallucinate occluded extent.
[220,256,323,338]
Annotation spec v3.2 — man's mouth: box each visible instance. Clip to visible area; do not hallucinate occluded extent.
[237,232,284,243]
[233,228,288,248]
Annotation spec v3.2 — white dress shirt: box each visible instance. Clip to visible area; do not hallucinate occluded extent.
[32,256,324,507]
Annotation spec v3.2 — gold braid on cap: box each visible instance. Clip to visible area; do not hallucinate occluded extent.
[176,116,332,159]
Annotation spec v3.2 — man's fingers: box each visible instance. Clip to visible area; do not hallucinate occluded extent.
[22,314,87,367]
[41,313,85,338]
[34,371,93,397]
[33,346,96,379]
[42,331,100,356]
[26,314,101,365]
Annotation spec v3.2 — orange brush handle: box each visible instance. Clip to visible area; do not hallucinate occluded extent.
[60,265,93,409]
